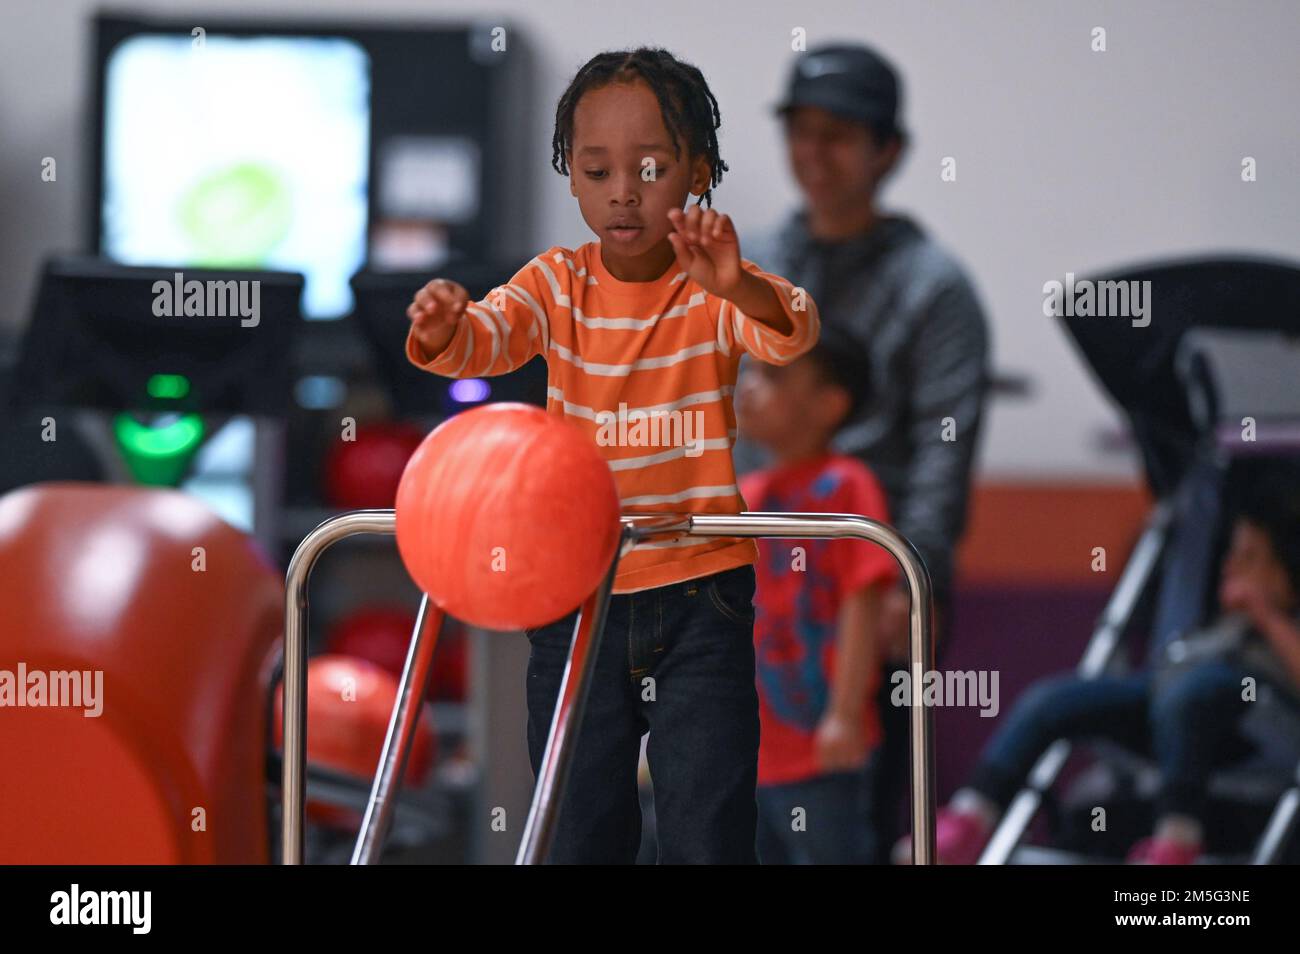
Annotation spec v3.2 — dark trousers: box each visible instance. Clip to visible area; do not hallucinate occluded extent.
[756,771,871,864]
[523,563,760,864]
[967,662,1256,820]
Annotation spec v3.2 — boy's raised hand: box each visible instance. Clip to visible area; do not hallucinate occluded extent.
[666,206,744,298]
[407,278,470,360]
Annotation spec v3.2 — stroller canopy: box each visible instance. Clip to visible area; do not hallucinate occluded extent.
[1058,256,1300,496]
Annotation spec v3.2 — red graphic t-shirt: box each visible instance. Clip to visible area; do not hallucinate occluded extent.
[740,452,898,786]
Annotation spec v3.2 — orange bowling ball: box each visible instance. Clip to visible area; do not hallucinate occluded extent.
[274,655,435,829]
[394,403,621,631]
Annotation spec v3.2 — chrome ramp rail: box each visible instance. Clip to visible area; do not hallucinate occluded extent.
[281,510,936,865]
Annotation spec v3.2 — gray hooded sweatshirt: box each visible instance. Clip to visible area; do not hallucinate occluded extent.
[735,210,992,604]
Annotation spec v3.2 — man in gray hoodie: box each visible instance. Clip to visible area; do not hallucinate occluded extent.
[736,43,992,862]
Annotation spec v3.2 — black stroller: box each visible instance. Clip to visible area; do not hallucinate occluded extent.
[980,256,1300,864]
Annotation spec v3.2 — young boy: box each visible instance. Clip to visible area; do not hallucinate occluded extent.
[735,326,897,864]
[893,472,1300,865]
[405,48,819,863]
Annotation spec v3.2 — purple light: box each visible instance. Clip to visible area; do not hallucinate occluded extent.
[449,378,491,403]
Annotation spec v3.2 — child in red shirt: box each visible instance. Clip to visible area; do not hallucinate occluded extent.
[737,326,896,863]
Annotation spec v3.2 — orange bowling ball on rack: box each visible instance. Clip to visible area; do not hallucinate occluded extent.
[273,654,435,830]
[394,403,622,631]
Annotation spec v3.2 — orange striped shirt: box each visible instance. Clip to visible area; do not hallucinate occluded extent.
[405,242,820,593]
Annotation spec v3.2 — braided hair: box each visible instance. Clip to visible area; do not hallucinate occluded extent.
[551,47,729,208]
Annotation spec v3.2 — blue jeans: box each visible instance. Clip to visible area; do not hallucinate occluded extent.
[969,661,1256,820]
[756,771,871,864]
[523,563,760,864]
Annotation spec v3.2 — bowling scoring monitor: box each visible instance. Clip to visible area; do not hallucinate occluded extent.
[96,30,370,320]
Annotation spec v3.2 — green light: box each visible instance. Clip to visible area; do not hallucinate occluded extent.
[113,413,206,486]
[146,374,191,400]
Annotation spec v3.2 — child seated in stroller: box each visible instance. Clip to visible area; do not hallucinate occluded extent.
[896,472,1300,865]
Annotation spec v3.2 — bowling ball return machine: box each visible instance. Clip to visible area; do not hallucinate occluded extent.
[8,255,303,551]
[281,507,938,864]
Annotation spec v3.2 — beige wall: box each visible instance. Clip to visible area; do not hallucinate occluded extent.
[2,0,1297,479]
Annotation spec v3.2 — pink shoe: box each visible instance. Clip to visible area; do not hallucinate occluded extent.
[891,807,991,865]
[1126,836,1200,865]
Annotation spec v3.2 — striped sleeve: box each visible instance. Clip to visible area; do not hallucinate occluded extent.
[716,259,820,366]
[405,253,562,378]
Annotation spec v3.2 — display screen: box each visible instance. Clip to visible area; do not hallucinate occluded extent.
[101,34,371,318]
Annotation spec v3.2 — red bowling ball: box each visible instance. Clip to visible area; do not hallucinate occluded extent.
[324,421,425,510]
[326,606,469,703]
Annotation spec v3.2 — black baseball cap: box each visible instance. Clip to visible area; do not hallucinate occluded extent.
[772,43,905,141]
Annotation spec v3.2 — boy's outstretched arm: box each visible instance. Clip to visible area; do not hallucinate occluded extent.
[723,272,795,335]
[405,255,556,377]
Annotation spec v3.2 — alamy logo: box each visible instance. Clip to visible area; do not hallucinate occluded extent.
[0,664,103,717]
[1042,272,1152,327]
[890,668,1000,718]
[50,884,151,934]
[152,271,260,327]
[594,403,706,457]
